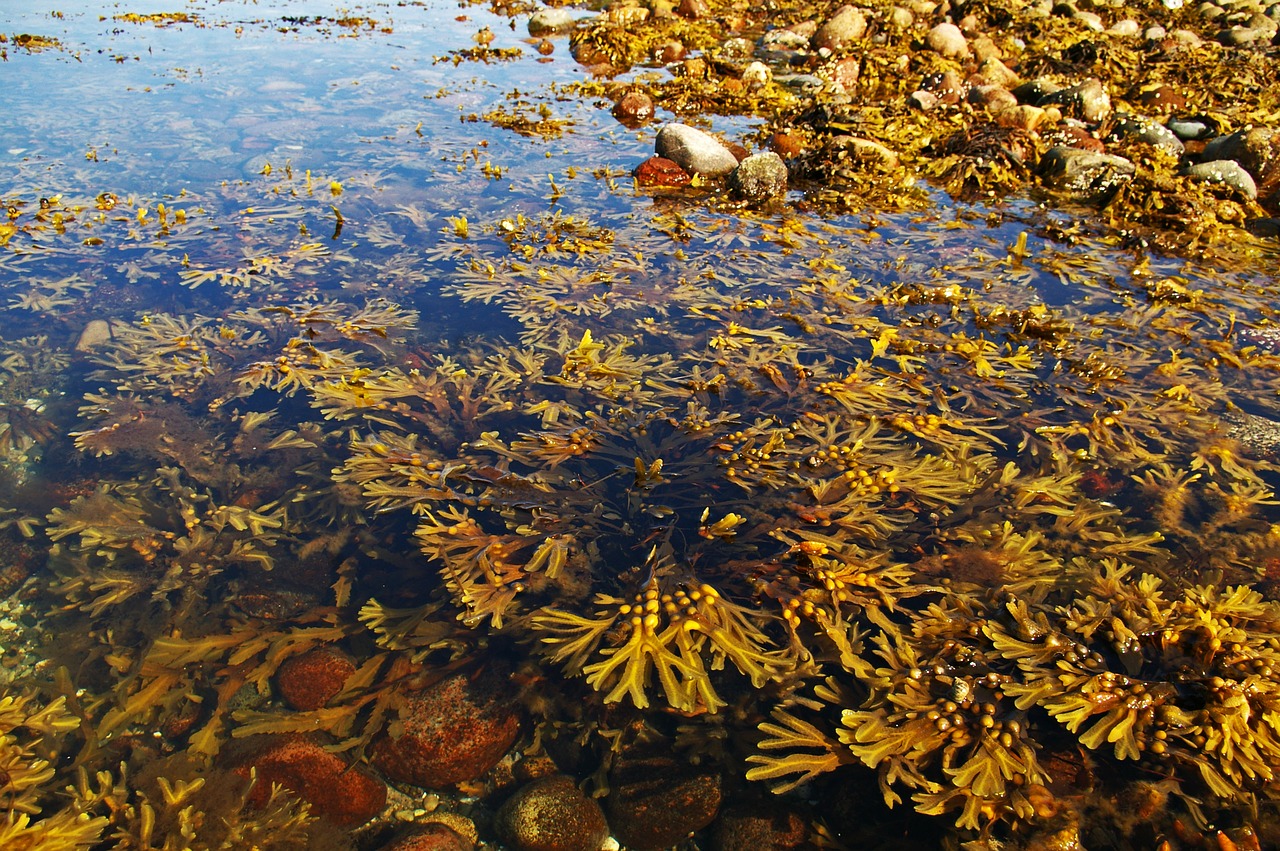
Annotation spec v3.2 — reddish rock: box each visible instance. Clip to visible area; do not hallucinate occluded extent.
[1045,124,1106,153]
[657,39,686,63]
[713,802,809,850]
[372,667,521,789]
[830,56,860,92]
[607,757,722,850]
[381,823,475,851]
[276,647,357,711]
[231,736,386,826]
[769,131,805,158]
[633,156,692,187]
[612,91,654,126]
[677,0,708,18]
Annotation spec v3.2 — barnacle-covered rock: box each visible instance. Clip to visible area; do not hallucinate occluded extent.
[607,755,722,850]
[495,774,609,851]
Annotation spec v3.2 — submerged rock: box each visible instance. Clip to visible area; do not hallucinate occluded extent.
[607,757,722,851]
[495,774,609,851]
[655,123,739,177]
[230,736,386,826]
[729,152,789,201]
[633,155,692,187]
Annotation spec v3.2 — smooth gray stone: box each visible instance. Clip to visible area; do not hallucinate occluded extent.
[655,123,739,177]
[1184,159,1259,198]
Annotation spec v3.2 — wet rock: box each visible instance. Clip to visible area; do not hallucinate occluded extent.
[888,6,915,28]
[812,5,868,51]
[1132,84,1187,113]
[924,22,970,58]
[760,27,810,51]
[75,319,114,351]
[828,56,860,92]
[656,39,686,63]
[742,61,771,89]
[655,123,739,177]
[829,135,900,170]
[633,155,691,188]
[495,774,609,851]
[612,91,654,126]
[1184,159,1258,198]
[976,57,1021,89]
[769,131,806,158]
[1037,145,1135,201]
[528,8,576,35]
[276,646,357,711]
[230,736,386,826]
[1011,78,1061,104]
[908,89,940,111]
[1167,117,1213,140]
[996,104,1049,132]
[1202,126,1278,176]
[677,0,708,18]
[1038,78,1111,124]
[970,84,1018,113]
[381,823,476,851]
[607,757,722,851]
[371,667,522,789]
[1044,122,1106,153]
[729,152,789,201]
[1111,113,1185,156]
[922,69,968,104]
[712,802,809,850]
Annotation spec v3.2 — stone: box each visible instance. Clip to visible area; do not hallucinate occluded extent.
[612,91,654,126]
[828,135,900,170]
[75,319,114,351]
[1131,84,1187,113]
[976,57,1021,89]
[908,89,940,111]
[495,775,609,851]
[925,22,970,58]
[969,35,1004,62]
[1202,126,1278,176]
[812,5,868,51]
[275,646,357,711]
[633,155,692,187]
[712,802,809,850]
[1037,145,1136,202]
[729,152,789,201]
[1184,159,1259,198]
[1044,122,1106,153]
[970,84,1018,113]
[995,104,1049,132]
[677,0,708,18]
[371,667,522,789]
[655,123,739,177]
[760,28,809,51]
[230,736,386,826]
[1108,18,1141,35]
[888,6,915,28]
[1011,78,1061,104]
[1038,78,1111,124]
[742,60,771,89]
[1111,113,1185,156]
[828,56,860,91]
[1072,10,1105,30]
[381,823,476,851]
[607,757,722,851]
[922,69,968,104]
[527,9,576,35]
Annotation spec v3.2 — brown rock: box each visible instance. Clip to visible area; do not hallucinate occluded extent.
[995,104,1049,132]
[607,757,722,850]
[276,647,357,711]
[372,667,522,789]
[381,823,475,851]
[829,135,900,170]
[976,57,1020,89]
[656,40,686,62]
[1131,83,1187,113]
[230,736,386,826]
[812,5,868,51]
[830,56,860,91]
[1045,123,1106,153]
[769,130,806,158]
[924,22,970,59]
[712,802,810,850]
[676,0,708,18]
[633,155,692,186]
[612,91,654,126]
[496,775,609,851]
[1038,77,1111,124]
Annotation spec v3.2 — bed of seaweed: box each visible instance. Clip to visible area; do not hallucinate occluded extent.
[2,0,1280,849]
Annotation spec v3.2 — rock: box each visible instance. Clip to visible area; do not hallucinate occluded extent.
[921,69,968,104]
[612,91,654,126]
[1111,113,1185,156]
[607,757,722,851]
[995,104,1049,132]
[381,823,476,851]
[1044,122,1106,153]
[828,135,900,170]
[1184,159,1259,198]
[655,123,739,177]
[527,9,576,35]
[1038,78,1111,124]
[1072,10,1105,30]
[924,22,970,58]
[908,89,940,110]
[230,736,386,826]
[633,154,691,188]
[769,131,806,158]
[75,319,114,351]
[712,802,810,850]
[760,28,809,51]
[677,0,708,18]
[495,775,609,851]
[729,152,789,201]
[371,667,522,789]
[656,39,686,62]
[888,6,915,28]
[276,646,357,711]
[812,5,868,51]
[1169,27,1204,45]
[1108,18,1141,35]
[1131,84,1187,113]
[970,84,1018,113]
[970,35,1003,62]
[1201,126,1278,176]
[1011,78,1061,104]
[742,61,771,89]
[1167,117,1213,140]
[1037,145,1135,201]
[828,56,860,91]
[1217,13,1278,44]
[976,57,1021,89]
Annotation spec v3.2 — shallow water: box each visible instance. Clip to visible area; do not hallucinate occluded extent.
[5,0,1280,848]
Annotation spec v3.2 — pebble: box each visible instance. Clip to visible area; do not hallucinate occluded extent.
[633,156,692,187]
[655,123,740,177]
[1167,117,1213,140]
[970,84,1018,113]
[527,8,576,35]
[888,6,915,27]
[742,60,771,89]
[1037,145,1136,201]
[1107,18,1141,35]
[1111,113,1185,156]
[1184,159,1259,198]
[230,736,387,826]
[976,57,1021,89]
[275,646,357,711]
[811,5,868,51]
[1038,78,1111,124]
[924,22,970,58]
[75,319,114,350]
[606,758,722,851]
[612,91,654,126]
[729,152,789,201]
[996,104,1049,132]
[760,28,809,51]
[495,775,609,851]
